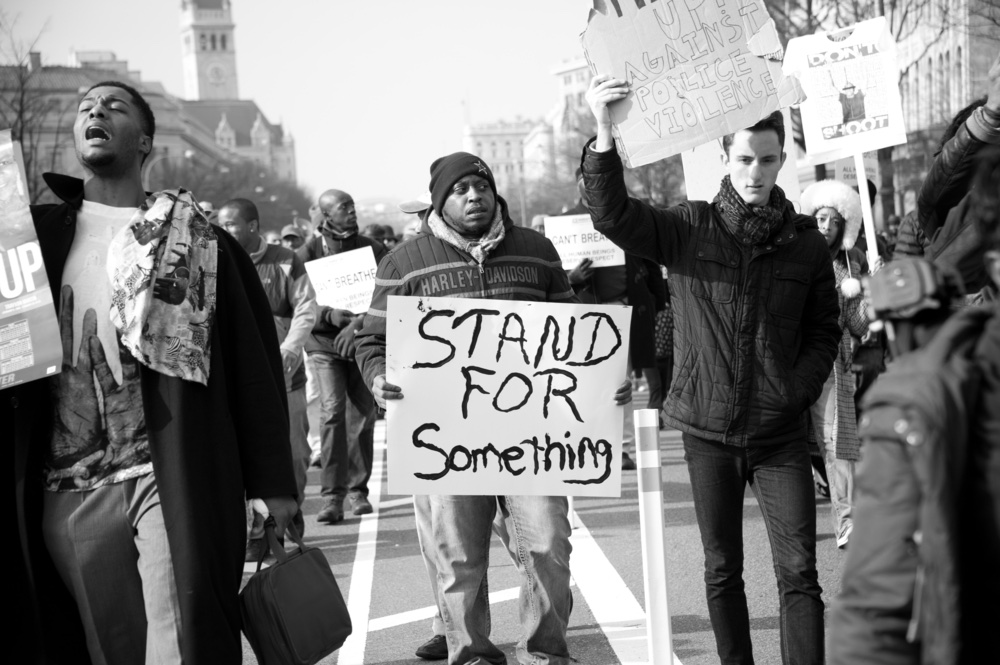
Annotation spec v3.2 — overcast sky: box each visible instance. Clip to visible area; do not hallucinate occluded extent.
[6,0,595,202]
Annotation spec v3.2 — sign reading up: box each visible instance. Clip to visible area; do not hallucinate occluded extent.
[385,296,631,497]
[581,0,804,167]
[304,246,378,314]
[783,17,906,165]
[544,215,625,269]
[0,130,61,390]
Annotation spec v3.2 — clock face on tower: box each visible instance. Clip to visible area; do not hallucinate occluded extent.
[207,63,227,85]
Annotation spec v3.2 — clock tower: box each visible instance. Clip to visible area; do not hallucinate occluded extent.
[180,0,239,100]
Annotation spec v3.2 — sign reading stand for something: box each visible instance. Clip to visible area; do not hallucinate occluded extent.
[385,296,631,497]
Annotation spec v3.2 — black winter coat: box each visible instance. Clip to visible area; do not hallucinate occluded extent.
[8,174,297,664]
[581,142,840,446]
[829,304,1000,665]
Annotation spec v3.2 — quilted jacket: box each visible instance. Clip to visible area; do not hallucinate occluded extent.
[355,197,576,389]
[581,142,840,446]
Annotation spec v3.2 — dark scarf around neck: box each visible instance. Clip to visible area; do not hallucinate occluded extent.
[714,175,787,245]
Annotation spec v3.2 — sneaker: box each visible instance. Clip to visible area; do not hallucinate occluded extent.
[309,452,322,468]
[349,494,373,516]
[317,498,344,524]
[622,452,637,471]
[837,523,853,550]
[415,634,448,660]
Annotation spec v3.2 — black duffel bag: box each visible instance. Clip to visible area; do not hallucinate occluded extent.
[240,516,352,664]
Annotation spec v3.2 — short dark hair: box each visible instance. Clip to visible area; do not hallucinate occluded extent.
[722,111,785,156]
[84,80,156,140]
[220,198,259,225]
[938,96,986,152]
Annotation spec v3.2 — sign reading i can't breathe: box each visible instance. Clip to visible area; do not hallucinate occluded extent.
[304,246,378,313]
[543,215,625,269]
[385,295,631,497]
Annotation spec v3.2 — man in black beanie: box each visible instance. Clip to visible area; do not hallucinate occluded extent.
[356,152,631,664]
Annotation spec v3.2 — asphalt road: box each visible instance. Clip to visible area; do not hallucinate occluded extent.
[242,404,845,665]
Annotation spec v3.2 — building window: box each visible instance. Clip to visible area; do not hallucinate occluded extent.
[956,47,963,107]
[925,57,933,128]
[577,91,585,106]
[200,34,207,51]
[221,34,227,51]
[945,51,951,112]
[211,34,217,50]
[937,54,945,118]
[576,71,587,82]
[563,75,572,85]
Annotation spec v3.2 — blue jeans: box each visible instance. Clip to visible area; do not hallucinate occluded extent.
[308,351,375,500]
[429,495,573,665]
[683,434,824,665]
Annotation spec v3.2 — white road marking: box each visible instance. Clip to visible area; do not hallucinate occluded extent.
[336,422,387,665]
[570,509,683,665]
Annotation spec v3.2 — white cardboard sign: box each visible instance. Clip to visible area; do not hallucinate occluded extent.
[580,0,805,167]
[543,215,626,269]
[783,17,907,165]
[833,150,879,187]
[304,247,378,314]
[385,295,631,497]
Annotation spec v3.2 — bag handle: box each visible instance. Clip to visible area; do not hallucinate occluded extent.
[255,516,309,572]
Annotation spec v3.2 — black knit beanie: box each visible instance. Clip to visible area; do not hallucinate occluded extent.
[429,152,497,216]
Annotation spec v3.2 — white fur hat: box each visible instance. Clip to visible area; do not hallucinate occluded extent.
[800,179,863,250]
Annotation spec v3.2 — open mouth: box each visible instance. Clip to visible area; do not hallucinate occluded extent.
[85,126,111,142]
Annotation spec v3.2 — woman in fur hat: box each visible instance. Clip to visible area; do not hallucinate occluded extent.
[801,179,876,549]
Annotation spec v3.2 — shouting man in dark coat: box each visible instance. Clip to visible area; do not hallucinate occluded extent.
[582,75,840,664]
[7,80,297,664]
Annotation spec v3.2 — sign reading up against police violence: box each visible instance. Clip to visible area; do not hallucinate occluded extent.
[385,296,631,497]
[0,130,61,390]
[543,215,626,270]
[580,0,805,168]
[783,17,907,165]
[304,246,378,313]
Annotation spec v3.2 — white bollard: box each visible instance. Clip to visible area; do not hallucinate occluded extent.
[635,408,673,664]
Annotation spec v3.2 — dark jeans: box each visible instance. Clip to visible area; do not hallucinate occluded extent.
[309,351,376,500]
[683,433,824,665]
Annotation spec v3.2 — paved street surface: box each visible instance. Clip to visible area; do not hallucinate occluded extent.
[242,398,844,664]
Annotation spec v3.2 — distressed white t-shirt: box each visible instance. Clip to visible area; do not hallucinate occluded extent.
[45,200,152,491]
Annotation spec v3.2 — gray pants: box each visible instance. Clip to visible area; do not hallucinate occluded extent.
[42,473,182,665]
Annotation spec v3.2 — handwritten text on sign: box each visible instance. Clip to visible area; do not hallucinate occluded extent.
[544,215,625,269]
[386,296,631,496]
[581,0,804,167]
[304,246,378,313]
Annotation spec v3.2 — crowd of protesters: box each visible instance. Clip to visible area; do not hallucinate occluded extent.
[7,48,1000,665]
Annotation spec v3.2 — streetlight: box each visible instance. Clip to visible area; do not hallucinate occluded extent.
[142,149,195,190]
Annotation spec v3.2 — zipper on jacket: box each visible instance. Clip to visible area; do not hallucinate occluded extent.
[477,262,486,298]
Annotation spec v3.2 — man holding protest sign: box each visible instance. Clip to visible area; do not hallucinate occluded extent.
[583,75,840,664]
[297,189,387,523]
[356,152,632,665]
[219,197,317,545]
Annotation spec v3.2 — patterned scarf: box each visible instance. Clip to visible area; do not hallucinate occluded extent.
[107,190,217,385]
[427,204,506,265]
[714,175,787,245]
